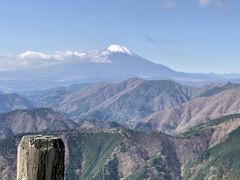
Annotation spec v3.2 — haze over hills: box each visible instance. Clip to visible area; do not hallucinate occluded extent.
[24,83,91,108]
[0,91,34,113]
[23,78,240,134]
[0,44,239,92]
[1,77,240,136]
[32,78,194,124]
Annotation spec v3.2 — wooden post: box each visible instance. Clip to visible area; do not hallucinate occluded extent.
[16,135,65,180]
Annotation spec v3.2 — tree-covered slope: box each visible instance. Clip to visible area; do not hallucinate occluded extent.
[65,132,122,180]
[183,127,240,180]
[1,113,240,180]
[0,129,181,180]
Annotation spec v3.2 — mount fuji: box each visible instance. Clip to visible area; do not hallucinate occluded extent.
[0,44,238,92]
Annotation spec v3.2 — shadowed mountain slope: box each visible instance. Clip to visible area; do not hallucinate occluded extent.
[0,108,78,139]
[0,92,34,113]
[138,86,240,133]
[33,78,193,125]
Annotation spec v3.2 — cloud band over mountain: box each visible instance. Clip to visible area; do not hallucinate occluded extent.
[0,49,114,71]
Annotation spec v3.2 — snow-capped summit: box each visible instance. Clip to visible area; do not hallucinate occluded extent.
[106,44,132,55]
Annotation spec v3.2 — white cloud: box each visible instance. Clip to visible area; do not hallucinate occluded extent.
[164,0,176,10]
[0,50,111,71]
[17,51,86,61]
[17,51,53,60]
[198,0,230,11]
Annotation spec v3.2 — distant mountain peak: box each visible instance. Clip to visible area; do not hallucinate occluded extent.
[106,44,132,55]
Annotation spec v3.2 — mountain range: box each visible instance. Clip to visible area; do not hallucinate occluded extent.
[55,78,193,125]
[21,78,240,134]
[0,77,240,179]
[1,112,240,179]
[0,91,33,113]
[1,45,240,179]
[141,86,240,133]
[1,44,240,92]
[0,108,78,139]
[1,77,240,135]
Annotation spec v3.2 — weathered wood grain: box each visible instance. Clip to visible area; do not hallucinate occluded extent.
[17,135,64,180]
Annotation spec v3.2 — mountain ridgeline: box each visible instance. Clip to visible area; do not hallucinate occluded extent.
[1,113,240,179]
[1,78,240,134]
[0,108,78,139]
[54,78,193,124]
[23,78,240,134]
[0,78,240,179]
[0,92,33,113]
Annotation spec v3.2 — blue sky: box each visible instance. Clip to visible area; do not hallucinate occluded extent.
[0,0,239,73]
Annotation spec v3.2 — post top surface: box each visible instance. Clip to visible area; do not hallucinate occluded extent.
[18,135,64,150]
[22,135,60,140]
